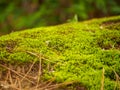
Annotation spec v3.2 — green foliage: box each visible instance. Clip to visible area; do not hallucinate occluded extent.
[0,0,120,34]
[67,14,78,23]
[0,16,120,89]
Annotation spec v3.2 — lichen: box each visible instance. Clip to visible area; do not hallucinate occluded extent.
[0,16,120,90]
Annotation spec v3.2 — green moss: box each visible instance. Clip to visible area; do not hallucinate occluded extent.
[0,16,120,90]
[96,30,120,50]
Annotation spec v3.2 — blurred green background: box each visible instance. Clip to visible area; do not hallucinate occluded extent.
[0,0,120,35]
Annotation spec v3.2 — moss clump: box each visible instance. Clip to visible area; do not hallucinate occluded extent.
[101,19,120,30]
[0,16,120,90]
[97,31,120,50]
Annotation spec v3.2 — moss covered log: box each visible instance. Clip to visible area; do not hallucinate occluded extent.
[0,16,120,90]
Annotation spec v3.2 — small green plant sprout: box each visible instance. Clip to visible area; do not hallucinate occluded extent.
[67,14,78,23]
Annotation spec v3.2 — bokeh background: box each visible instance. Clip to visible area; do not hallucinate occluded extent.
[0,0,120,35]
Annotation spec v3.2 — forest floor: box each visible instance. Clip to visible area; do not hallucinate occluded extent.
[0,16,120,90]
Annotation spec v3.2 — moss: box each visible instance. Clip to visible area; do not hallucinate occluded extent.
[97,31,120,50]
[101,19,120,30]
[0,16,120,90]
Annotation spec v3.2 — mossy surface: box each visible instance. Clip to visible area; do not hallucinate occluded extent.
[0,16,120,90]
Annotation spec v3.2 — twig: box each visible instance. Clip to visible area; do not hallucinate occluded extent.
[35,54,42,89]
[9,84,20,90]
[20,72,37,80]
[113,69,120,90]
[26,51,53,63]
[25,51,43,89]
[0,81,20,90]
[8,70,13,85]
[37,78,55,90]
[5,70,9,83]
[17,77,22,90]
[47,81,76,90]
[14,78,18,87]
[0,64,35,85]
[101,67,105,90]
[113,70,120,80]
[20,61,36,82]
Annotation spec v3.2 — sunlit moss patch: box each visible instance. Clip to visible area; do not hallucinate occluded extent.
[0,16,120,90]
